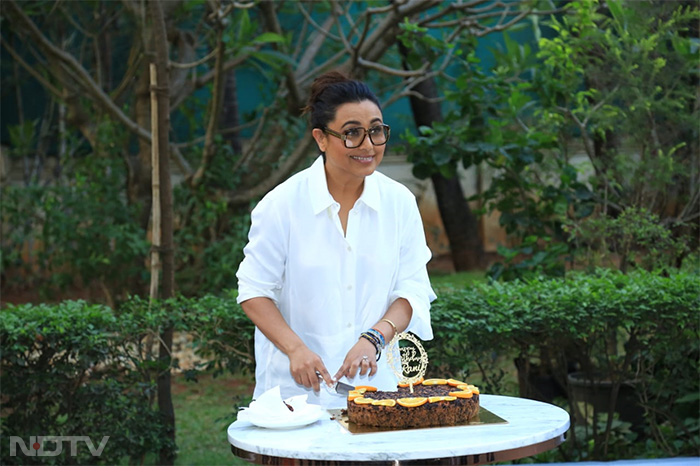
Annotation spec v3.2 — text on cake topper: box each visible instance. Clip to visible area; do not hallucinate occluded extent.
[386,332,428,390]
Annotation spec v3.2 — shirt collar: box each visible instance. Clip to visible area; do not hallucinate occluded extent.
[308,155,382,214]
[309,156,336,215]
[358,170,381,212]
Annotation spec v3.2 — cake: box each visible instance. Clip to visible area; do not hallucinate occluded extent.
[346,378,480,428]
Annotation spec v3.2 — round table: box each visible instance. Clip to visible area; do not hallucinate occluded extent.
[227,394,570,465]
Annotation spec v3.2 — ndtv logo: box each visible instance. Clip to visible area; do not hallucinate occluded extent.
[9,436,109,457]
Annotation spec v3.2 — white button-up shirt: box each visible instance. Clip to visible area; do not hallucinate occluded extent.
[236,156,436,408]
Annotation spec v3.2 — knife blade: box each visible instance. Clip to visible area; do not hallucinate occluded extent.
[316,371,355,396]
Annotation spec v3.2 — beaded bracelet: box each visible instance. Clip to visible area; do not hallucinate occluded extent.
[360,331,382,350]
[359,330,383,361]
[366,328,386,347]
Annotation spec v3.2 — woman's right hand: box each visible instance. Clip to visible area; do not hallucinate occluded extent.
[288,345,333,392]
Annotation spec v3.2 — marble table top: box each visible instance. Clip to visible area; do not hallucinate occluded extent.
[227,394,571,464]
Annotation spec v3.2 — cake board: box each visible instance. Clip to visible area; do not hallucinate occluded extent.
[328,406,508,434]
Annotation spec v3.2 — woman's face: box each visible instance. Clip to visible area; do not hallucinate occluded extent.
[313,100,386,184]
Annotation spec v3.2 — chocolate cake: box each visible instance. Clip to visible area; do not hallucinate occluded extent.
[346,378,480,428]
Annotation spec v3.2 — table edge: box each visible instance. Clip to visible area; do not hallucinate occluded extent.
[231,434,566,465]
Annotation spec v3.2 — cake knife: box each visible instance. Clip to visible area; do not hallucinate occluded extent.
[316,371,355,396]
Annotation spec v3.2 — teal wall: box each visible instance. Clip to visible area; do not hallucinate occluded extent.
[1,7,541,153]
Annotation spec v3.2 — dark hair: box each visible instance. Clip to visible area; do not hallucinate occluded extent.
[302,71,381,129]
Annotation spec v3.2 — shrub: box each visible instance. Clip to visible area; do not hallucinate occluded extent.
[429,268,700,460]
[0,301,170,465]
[3,270,697,463]
[0,292,256,465]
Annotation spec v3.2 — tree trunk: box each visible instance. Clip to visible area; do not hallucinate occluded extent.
[220,69,242,154]
[398,44,484,271]
[148,1,176,464]
[133,66,154,229]
[430,172,484,270]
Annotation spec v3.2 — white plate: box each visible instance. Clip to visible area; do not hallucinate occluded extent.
[247,408,326,430]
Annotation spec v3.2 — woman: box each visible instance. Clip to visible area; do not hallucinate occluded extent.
[236,71,436,408]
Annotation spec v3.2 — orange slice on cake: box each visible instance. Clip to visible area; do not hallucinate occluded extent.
[371,399,397,407]
[398,377,423,387]
[448,389,474,399]
[397,397,428,407]
[428,396,457,403]
[353,397,373,404]
[447,379,466,386]
[354,385,377,392]
[422,378,448,385]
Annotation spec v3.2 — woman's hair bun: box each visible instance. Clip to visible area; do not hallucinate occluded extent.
[303,70,350,115]
[302,70,380,129]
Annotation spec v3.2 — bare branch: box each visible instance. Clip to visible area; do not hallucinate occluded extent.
[259,1,303,113]
[110,43,144,102]
[173,118,257,149]
[232,107,271,175]
[473,8,533,37]
[4,0,152,143]
[366,3,399,14]
[0,37,62,97]
[329,0,354,54]
[353,10,373,57]
[296,14,343,80]
[400,90,444,104]
[191,13,226,188]
[357,57,429,77]
[170,47,218,69]
[228,132,316,205]
[170,144,193,177]
[356,0,441,64]
[171,49,256,109]
[417,0,492,26]
[296,2,342,42]
[297,49,348,85]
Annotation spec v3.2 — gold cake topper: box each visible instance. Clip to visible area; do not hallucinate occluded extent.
[386,332,428,391]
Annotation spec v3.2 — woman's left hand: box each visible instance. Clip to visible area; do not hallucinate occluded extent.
[334,337,377,382]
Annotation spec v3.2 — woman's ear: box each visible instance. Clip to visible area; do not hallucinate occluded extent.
[312,128,327,153]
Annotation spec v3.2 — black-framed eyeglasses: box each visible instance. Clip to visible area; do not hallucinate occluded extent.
[323,124,391,149]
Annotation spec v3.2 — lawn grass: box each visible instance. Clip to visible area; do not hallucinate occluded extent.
[173,372,254,465]
[429,270,488,289]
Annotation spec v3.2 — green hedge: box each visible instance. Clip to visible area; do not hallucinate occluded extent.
[1,301,170,465]
[428,269,700,460]
[0,292,256,465]
[2,269,698,463]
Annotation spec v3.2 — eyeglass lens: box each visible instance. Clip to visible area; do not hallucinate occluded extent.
[344,126,389,148]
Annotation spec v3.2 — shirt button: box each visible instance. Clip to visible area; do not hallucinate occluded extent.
[347,323,352,328]
[347,285,352,291]
[347,246,351,252]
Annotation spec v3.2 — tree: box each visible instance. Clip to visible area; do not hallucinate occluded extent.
[2,1,549,289]
[147,1,176,463]
[533,0,699,271]
[397,35,484,271]
[404,0,699,279]
[0,3,554,458]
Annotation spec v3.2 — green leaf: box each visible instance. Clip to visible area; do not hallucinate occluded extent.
[253,32,286,44]
[607,0,626,32]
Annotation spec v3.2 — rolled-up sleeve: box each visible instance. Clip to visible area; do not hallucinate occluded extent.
[236,194,286,305]
[389,199,436,340]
